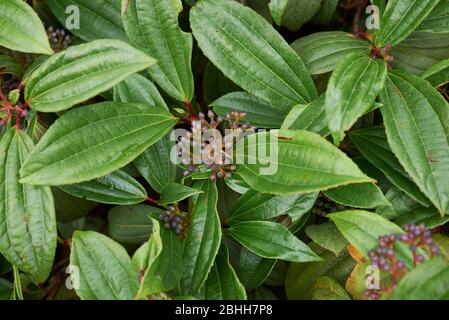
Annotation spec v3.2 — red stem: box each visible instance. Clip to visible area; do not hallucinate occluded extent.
[184,100,198,120]
[145,196,159,205]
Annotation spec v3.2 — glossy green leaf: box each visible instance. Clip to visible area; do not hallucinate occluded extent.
[229,221,320,262]
[423,59,449,87]
[305,222,348,256]
[328,210,404,256]
[190,0,317,111]
[113,73,168,110]
[137,218,183,298]
[158,183,203,205]
[325,53,387,145]
[0,129,56,283]
[281,95,330,137]
[203,61,239,106]
[395,207,449,229]
[211,92,287,129]
[380,71,449,214]
[312,276,351,300]
[122,0,194,102]
[0,0,53,55]
[285,245,355,300]
[281,0,321,32]
[391,32,449,75]
[25,39,156,112]
[237,247,276,290]
[417,0,449,33]
[0,55,23,78]
[60,170,147,205]
[181,180,221,295]
[311,0,339,25]
[375,0,440,47]
[112,74,176,193]
[70,231,138,300]
[107,205,164,245]
[52,187,97,223]
[134,134,177,193]
[291,32,371,75]
[392,257,449,300]
[204,245,247,300]
[350,127,431,206]
[48,0,127,41]
[229,189,316,222]
[235,129,374,194]
[20,102,177,186]
[324,183,391,209]
[268,0,288,25]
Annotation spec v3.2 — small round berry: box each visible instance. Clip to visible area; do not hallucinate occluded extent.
[430,246,439,255]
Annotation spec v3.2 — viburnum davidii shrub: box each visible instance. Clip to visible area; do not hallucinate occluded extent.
[0,0,449,301]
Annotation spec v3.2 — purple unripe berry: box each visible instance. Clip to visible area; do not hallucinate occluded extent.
[183,170,190,176]
[416,254,425,262]
[397,261,405,269]
[430,246,439,254]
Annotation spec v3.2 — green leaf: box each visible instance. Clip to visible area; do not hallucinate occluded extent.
[25,39,156,112]
[311,0,339,25]
[137,218,183,298]
[0,55,24,78]
[391,32,449,75]
[312,276,351,300]
[112,74,176,193]
[48,0,127,41]
[395,207,449,229]
[281,95,330,137]
[422,59,449,87]
[324,183,391,209]
[211,92,287,129]
[181,180,221,295]
[285,245,355,300]
[107,205,164,245]
[375,0,440,47]
[291,32,371,75]
[235,129,374,194]
[328,210,404,257]
[325,53,388,145]
[237,247,276,290]
[203,62,239,106]
[190,0,317,111]
[122,0,194,102]
[417,0,449,33]
[52,187,97,223]
[70,231,138,300]
[350,127,431,206]
[0,129,56,283]
[268,0,288,25]
[380,71,449,214]
[281,0,322,32]
[204,244,247,300]
[158,183,203,205]
[392,257,449,300]
[229,189,316,222]
[0,0,53,55]
[134,134,177,193]
[60,170,147,205]
[305,223,348,256]
[20,102,177,186]
[229,221,321,262]
[113,73,168,110]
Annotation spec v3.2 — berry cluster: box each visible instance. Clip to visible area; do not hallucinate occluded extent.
[159,205,190,238]
[178,110,254,181]
[364,224,440,299]
[311,193,347,216]
[47,27,71,52]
